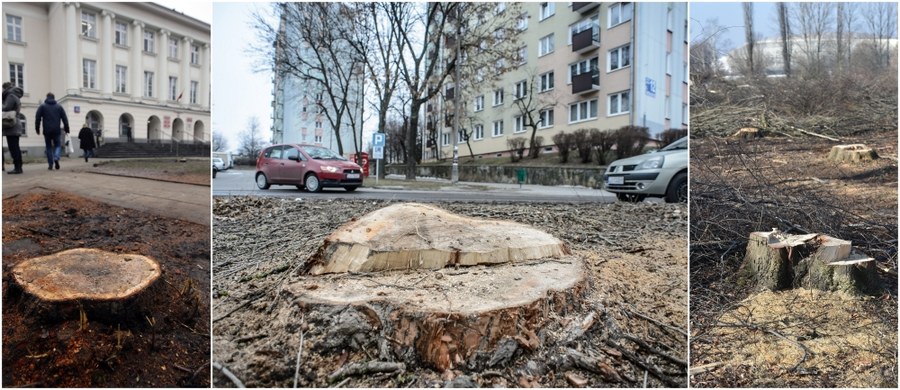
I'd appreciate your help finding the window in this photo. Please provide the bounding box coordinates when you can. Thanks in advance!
[493,88,504,106]
[441,132,450,146]
[190,81,199,104]
[540,71,554,92]
[539,2,555,21]
[474,95,484,112]
[115,65,127,93]
[569,57,599,83]
[82,59,96,89]
[539,109,554,128]
[457,129,466,143]
[608,44,631,71]
[517,13,528,30]
[683,62,688,80]
[539,34,554,57]
[517,46,527,65]
[682,103,688,125]
[191,44,200,65]
[8,63,23,88]
[494,58,506,75]
[81,11,96,38]
[474,124,484,140]
[496,2,506,14]
[569,99,598,123]
[515,80,528,99]
[315,121,322,128]
[569,15,599,44]
[492,120,504,137]
[608,2,633,28]
[6,15,23,42]
[169,76,178,100]
[494,28,505,41]
[608,90,631,115]
[114,22,128,45]
[514,115,526,133]
[143,71,154,97]
[168,37,179,58]
[665,96,671,119]
[666,53,672,75]
[314,135,323,143]
[143,30,155,53]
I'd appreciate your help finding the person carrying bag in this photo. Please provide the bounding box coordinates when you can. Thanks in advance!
[2,82,25,174]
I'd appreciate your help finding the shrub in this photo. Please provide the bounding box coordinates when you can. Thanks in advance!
[590,129,615,165]
[659,129,688,147]
[552,132,573,163]
[528,136,544,159]
[614,126,650,159]
[572,129,592,163]
[506,137,527,162]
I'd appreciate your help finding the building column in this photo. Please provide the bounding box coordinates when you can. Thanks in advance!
[158,29,169,101]
[131,20,144,100]
[101,10,115,96]
[65,2,79,94]
[202,43,210,107]
[181,36,192,106]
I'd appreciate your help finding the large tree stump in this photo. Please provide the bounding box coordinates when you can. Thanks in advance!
[828,144,878,163]
[308,203,570,275]
[739,231,877,294]
[288,203,589,372]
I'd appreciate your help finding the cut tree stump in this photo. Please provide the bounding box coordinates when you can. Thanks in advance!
[286,203,589,372]
[828,144,878,163]
[307,203,570,275]
[739,230,877,294]
[12,248,161,302]
[732,127,763,140]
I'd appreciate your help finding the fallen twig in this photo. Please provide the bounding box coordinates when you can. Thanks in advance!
[213,362,245,388]
[293,331,305,388]
[606,339,682,388]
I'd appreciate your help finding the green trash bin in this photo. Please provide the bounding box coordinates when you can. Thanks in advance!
[516,168,526,188]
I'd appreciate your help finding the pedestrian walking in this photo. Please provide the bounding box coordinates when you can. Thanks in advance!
[78,123,96,162]
[2,82,25,174]
[34,92,69,170]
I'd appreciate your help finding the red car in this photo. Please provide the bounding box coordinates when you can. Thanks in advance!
[255,144,363,192]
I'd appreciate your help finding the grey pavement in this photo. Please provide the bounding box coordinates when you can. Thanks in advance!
[2,158,210,226]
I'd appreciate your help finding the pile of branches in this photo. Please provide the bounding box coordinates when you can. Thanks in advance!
[691,73,898,138]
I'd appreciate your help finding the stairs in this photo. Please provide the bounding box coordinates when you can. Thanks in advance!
[96,142,210,159]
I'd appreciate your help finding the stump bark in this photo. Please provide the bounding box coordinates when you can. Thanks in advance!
[739,231,877,294]
[828,144,878,163]
[732,127,763,139]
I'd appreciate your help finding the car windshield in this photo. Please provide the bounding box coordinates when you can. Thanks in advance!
[301,145,346,160]
[661,137,687,151]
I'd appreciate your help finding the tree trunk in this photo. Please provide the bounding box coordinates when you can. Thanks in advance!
[828,144,879,163]
[739,231,878,294]
[406,100,422,180]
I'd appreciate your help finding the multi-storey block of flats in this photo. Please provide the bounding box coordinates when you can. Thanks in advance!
[426,2,688,161]
[3,2,210,157]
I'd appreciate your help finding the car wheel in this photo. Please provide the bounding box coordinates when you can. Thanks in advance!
[345,186,358,192]
[212,168,217,179]
[665,172,688,203]
[255,172,271,190]
[295,184,305,191]
[305,173,321,193]
[616,193,646,202]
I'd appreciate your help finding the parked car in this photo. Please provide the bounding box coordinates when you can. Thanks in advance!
[213,157,225,171]
[255,144,363,192]
[212,159,220,179]
[603,136,687,203]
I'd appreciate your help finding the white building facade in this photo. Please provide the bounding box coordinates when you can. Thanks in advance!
[3,2,210,155]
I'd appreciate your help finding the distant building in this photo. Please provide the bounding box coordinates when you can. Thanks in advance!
[426,2,688,161]
[2,2,211,156]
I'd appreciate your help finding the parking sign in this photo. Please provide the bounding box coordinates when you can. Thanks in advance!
[373,145,384,159]
[373,133,386,147]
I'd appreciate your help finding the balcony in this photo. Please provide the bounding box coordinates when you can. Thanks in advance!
[572,2,600,13]
[572,28,600,54]
[444,114,454,127]
[572,72,600,95]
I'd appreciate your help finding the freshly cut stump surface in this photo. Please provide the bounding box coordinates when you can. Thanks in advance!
[828,144,878,163]
[11,248,161,302]
[308,203,570,275]
[291,203,588,372]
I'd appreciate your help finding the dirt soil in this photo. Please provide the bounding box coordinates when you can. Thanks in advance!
[212,197,687,387]
[2,191,211,387]
[75,159,211,186]
[689,132,898,387]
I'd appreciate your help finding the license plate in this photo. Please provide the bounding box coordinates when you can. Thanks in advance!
[607,176,624,185]
[347,173,360,179]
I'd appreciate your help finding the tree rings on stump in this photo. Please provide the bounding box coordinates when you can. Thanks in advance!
[828,144,878,163]
[12,248,161,302]
[308,203,570,275]
[739,230,877,294]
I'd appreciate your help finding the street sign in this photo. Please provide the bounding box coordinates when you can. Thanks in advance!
[373,133,386,147]
[373,145,384,159]
[645,77,656,98]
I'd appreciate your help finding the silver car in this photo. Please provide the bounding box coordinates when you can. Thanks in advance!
[603,136,687,203]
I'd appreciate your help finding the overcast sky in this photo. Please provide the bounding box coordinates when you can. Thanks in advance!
[153,1,212,24]
[690,2,779,51]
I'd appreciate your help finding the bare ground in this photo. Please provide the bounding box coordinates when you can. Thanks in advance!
[212,198,687,387]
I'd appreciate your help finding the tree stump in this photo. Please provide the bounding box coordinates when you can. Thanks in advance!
[739,231,877,294]
[828,144,878,163]
[732,127,763,140]
[288,203,588,372]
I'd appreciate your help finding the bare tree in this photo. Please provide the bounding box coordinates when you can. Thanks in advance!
[862,2,897,70]
[510,67,560,159]
[690,18,731,84]
[237,116,265,158]
[212,131,228,152]
[777,2,792,77]
[743,2,755,75]
[836,2,844,74]
[793,3,834,76]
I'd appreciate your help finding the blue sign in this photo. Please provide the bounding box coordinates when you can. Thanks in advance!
[645,77,656,98]
[373,133,386,147]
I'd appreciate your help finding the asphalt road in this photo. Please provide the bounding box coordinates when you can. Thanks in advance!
[212,168,621,203]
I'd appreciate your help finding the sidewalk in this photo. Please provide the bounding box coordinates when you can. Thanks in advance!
[375,174,616,200]
[2,158,210,226]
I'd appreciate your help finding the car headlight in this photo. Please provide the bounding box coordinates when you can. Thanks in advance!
[322,166,340,173]
[637,156,664,170]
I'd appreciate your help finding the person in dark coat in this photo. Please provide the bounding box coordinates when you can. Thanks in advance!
[34,92,69,170]
[2,82,25,174]
[78,124,96,162]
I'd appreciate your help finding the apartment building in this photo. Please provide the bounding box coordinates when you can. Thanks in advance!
[2,2,210,156]
[427,2,688,160]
